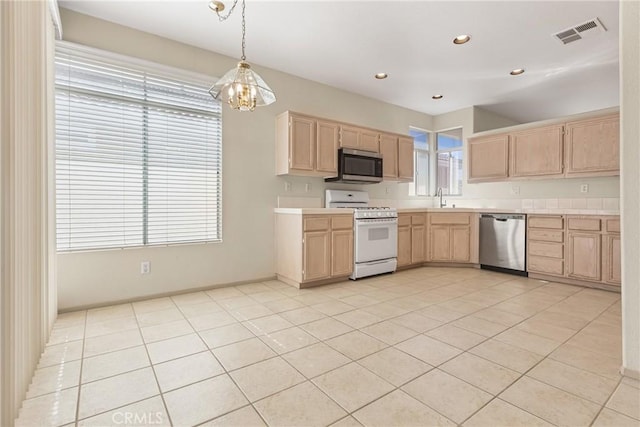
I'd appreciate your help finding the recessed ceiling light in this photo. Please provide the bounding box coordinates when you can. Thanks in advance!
[432,95,443,100]
[453,35,471,45]
[374,73,388,79]
[510,68,525,75]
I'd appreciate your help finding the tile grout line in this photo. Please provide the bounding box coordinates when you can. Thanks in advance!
[72,310,88,425]
[457,295,622,426]
[588,375,625,427]
[130,302,175,427]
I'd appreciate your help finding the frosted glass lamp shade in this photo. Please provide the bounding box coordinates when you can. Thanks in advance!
[209,61,276,111]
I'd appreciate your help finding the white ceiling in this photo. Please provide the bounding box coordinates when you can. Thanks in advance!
[59,0,620,123]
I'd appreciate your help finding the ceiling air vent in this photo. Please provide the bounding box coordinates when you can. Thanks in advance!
[554,17,607,45]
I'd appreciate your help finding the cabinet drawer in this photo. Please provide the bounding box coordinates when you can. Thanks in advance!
[528,255,564,276]
[429,213,471,225]
[568,217,601,231]
[528,229,564,243]
[529,241,564,259]
[529,216,564,230]
[303,217,331,231]
[411,215,426,225]
[331,216,353,230]
[605,218,620,233]
[398,215,412,227]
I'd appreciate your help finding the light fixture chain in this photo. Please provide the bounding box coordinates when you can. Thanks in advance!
[241,0,246,60]
[214,0,239,21]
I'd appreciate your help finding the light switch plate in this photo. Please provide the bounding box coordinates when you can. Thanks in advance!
[580,184,589,193]
[284,182,292,192]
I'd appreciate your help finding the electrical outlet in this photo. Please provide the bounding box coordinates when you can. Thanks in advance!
[141,261,150,274]
[385,186,391,194]
[284,182,292,192]
[511,185,520,195]
[305,183,311,192]
[580,184,589,193]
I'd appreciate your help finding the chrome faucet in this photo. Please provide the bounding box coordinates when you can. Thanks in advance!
[436,187,447,208]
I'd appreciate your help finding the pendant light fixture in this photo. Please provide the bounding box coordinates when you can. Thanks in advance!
[208,0,276,111]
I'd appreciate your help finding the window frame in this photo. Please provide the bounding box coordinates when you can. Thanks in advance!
[54,41,224,253]
[435,127,464,197]
[409,127,432,197]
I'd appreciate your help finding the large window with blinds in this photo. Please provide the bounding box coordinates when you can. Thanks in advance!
[55,43,222,251]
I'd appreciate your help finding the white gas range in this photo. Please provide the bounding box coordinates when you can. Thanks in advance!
[325,190,398,279]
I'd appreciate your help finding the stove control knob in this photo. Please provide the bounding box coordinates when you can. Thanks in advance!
[377,212,382,217]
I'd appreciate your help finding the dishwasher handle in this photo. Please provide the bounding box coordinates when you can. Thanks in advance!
[481,213,526,221]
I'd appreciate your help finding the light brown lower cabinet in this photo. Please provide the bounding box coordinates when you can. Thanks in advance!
[527,215,620,290]
[566,232,601,281]
[303,231,331,281]
[397,213,426,267]
[276,213,353,288]
[397,225,412,267]
[427,213,478,263]
[603,234,621,285]
[331,229,354,277]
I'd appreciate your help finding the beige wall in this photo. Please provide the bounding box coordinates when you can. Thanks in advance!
[57,9,434,309]
[473,106,521,133]
[620,0,640,377]
[1,1,57,424]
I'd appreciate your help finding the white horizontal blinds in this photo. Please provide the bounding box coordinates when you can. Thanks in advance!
[55,43,222,251]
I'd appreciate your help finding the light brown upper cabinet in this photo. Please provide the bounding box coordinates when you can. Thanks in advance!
[398,136,414,182]
[468,134,509,182]
[466,110,619,183]
[565,114,620,177]
[339,125,380,152]
[279,113,315,173]
[276,112,319,176]
[316,120,339,174]
[510,124,564,178]
[379,134,399,178]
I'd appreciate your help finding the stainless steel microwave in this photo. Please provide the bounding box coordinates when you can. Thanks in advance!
[325,148,383,184]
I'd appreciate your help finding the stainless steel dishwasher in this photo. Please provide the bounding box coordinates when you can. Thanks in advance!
[479,214,527,275]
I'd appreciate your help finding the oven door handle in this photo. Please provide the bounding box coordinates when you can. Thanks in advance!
[356,221,398,227]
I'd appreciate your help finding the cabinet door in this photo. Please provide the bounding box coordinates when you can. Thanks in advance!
[411,225,426,264]
[510,125,564,177]
[603,234,621,286]
[360,130,380,152]
[379,134,398,178]
[566,232,601,281]
[316,120,339,173]
[289,115,315,171]
[340,125,360,149]
[429,226,451,261]
[397,226,412,267]
[303,231,331,281]
[331,229,353,277]
[451,226,471,262]
[398,136,414,181]
[468,134,509,181]
[565,114,619,176]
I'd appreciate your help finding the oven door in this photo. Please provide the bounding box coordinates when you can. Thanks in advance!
[354,218,398,263]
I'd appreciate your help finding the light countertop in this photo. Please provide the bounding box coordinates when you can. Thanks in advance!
[274,207,620,216]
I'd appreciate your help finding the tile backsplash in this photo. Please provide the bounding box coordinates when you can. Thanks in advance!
[277,195,620,213]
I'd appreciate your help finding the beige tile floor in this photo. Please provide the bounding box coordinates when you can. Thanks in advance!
[15,267,640,427]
